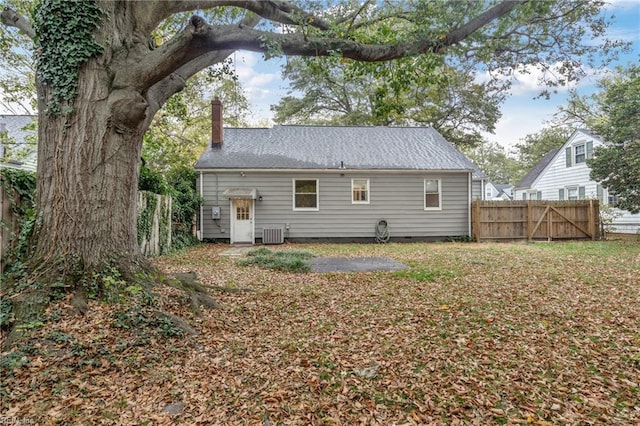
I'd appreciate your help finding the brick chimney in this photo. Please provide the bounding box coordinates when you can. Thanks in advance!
[211,97,223,148]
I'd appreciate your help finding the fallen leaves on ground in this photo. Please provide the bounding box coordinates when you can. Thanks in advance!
[2,241,639,425]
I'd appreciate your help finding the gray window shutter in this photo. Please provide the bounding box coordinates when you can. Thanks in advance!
[559,188,565,200]
[578,186,586,199]
[586,141,593,160]
[522,193,526,200]
[596,184,603,202]
[537,191,542,200]
[565,147,572,167]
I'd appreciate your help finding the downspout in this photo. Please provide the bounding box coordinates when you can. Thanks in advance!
[468,172,472,237]
[199,171,204,241]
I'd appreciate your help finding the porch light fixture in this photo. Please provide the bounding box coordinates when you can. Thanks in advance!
[258,195,263,201]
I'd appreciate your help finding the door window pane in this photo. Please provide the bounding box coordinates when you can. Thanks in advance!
[236,199,250,220]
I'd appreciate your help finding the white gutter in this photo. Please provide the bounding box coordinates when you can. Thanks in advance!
[194,168,474,174]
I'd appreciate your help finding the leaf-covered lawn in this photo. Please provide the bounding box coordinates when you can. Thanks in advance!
[2,241,639,425]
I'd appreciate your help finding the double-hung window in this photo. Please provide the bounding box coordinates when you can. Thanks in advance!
[293,179,319,211]
[424,179,441,210]
[352,179,369,204]
[528,190,542,200]
[574,144,586,164]
[566,186,578,201]
[566,141,593,167]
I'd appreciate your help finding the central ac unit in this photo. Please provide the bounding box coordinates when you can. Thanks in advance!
[263,227,284,244]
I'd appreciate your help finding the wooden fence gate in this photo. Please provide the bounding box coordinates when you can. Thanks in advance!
[472,200,600,242]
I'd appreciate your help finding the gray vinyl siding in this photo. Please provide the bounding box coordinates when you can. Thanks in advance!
[199,171,470,240]
[472,179,483,200]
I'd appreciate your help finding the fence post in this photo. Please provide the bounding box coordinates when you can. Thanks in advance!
[588,200,595,240]
[526,202,532,240]
[473,201,481,242]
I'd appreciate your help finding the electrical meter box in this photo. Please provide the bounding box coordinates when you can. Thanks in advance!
[211,206,221,220]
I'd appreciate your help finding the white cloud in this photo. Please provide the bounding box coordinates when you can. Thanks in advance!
[477,62,604,97]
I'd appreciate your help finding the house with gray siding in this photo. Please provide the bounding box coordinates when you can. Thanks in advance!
[194,100,486,244]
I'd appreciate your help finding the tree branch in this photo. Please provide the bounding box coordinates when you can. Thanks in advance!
[442,0,524,48]
[143,13,261,130]
[119,0,523,93]
[1,6,35,39]
[166,0,332,30]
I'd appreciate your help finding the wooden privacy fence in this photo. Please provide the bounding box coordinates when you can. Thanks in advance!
[472,200,600,242]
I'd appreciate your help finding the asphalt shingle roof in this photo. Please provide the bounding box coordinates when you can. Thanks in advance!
[515,148,560,190]
[0,115,36,147]
[195,125,485,178]
[0,115,37,171]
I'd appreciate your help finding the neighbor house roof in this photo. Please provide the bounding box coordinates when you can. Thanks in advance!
[0,115,36,147]
[0,115,37,171]
[195,125,486,178]
[514,148,560,190]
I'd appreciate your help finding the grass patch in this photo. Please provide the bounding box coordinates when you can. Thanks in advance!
[393,267,455,282]
[237,247,313,273]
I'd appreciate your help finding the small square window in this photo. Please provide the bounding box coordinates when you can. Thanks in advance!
[352,179,369,204]
[424,179,441,210]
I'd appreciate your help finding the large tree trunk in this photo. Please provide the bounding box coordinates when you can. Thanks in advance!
[33,78,146,274]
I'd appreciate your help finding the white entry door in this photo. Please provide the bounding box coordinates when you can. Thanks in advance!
[231,198,253,243]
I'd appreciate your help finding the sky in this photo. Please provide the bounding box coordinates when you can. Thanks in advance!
[228,1,640,152]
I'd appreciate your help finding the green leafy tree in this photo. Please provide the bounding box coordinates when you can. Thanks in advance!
[464,141,521,184]
[0,0,628,333]
[580,66,640,213]
[514,126,572,171]
[272,57,504,148]
[166,165,203,249]
[143,72,250,173]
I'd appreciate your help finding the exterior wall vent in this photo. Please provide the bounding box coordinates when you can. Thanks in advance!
[263,228,284,245]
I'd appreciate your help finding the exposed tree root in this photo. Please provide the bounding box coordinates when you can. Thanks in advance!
[2,262,220,350]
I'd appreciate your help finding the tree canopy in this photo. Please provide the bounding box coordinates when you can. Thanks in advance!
[579,65,640,213]
[271,57,504,148]
[514,126,573,172]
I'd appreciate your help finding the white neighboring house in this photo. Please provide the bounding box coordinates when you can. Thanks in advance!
[514,129,639,234]
[485,182,513,200]
[0,115,37,171]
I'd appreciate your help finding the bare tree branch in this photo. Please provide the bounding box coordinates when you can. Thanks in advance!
[1,6,35,39]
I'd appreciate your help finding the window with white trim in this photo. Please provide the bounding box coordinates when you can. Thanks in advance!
[527,190,542,200]
[293,179,318,210]
[567,141,593,167]
[485,186,492,199]
[424,179,441,210]
[608,189,619,207]
[351,179,369,204]
[574,144,586,164]
[566,186,578,201]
